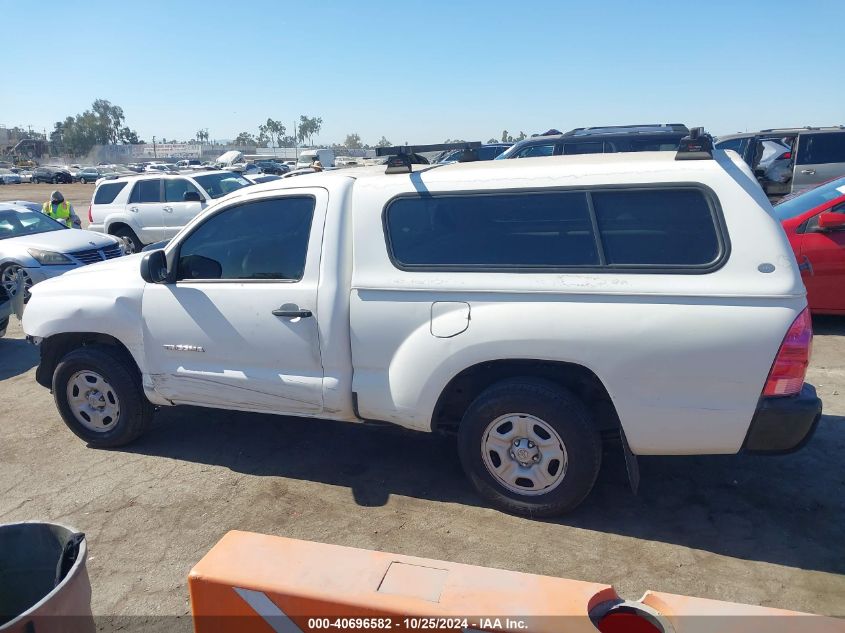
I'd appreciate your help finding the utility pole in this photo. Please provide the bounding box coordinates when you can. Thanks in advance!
[152,136,157,159]
[293,119,298,160]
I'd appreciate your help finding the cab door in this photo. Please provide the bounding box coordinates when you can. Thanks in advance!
[798,201,845,313]
[163,177,205,238]
[141,189,327,415]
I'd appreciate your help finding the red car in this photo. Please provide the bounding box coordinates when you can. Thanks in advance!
[775,176,845,314]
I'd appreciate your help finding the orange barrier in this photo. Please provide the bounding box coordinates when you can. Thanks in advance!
[189,531,844,633]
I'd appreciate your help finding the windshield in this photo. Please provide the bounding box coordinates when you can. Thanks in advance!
[0,209,66,239]
[193,172,251,198]
[773,176,845,221]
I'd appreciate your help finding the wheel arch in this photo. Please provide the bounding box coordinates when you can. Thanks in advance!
[431,359,621,437]
[36,332,141,390]
[105,218,138,237]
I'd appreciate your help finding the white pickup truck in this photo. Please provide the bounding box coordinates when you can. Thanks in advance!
[22,140,822,515]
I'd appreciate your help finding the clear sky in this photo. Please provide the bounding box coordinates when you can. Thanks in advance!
[4,0,844,145]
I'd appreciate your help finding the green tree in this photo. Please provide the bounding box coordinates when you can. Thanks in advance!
[119,127,141,144]
[259,118,286,148]
[196,129,209,144]
[344,133,362,149]
[375,136,392,148]
[297,115,323,146]
[487,138,498,144]
[50,99,141,156]
[91,99,125,145]
[515,131,527,141]
[234,131,257,145]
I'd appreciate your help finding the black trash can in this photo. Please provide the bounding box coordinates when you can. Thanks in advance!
[0,522,94,633]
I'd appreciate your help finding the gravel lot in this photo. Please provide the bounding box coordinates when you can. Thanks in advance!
[3,182,96,225]
[1,184,843,618]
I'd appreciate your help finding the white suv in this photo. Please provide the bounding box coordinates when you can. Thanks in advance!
[87,171,252,252]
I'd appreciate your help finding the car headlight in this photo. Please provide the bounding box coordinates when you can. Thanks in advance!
[27,248,72,265]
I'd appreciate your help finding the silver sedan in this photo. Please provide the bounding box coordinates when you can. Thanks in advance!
[0,203,126,299]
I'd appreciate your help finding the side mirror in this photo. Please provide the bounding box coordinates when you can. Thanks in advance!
[183,190,203,202]
[818,211,845,231]
[140,249,168,284]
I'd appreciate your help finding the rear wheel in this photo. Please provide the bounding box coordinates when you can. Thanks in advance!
[112,226,142,254]
[458,378,602,517]
[52,345,154,447]
[79,177,86,184]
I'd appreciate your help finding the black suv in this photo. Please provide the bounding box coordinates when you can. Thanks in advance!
[254,160,289,175]
[32,165,73,184]
[496,124,689,160]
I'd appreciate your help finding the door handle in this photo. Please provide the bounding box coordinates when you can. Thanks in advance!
[130,206,139,213]
[163,206,173,213]
[272,306,312,318]
[800,169,816,175]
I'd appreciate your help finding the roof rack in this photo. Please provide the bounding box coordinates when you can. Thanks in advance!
[376,142,482,174]
[759,125,845,133]
[564,124,689,137]
[675,127,713,160]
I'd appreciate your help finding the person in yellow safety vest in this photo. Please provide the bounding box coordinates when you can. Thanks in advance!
[42,191,81,228]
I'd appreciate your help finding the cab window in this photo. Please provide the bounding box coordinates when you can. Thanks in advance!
[176,197,315,281]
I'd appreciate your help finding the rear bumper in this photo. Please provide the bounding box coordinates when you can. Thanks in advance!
[743,384,822,454]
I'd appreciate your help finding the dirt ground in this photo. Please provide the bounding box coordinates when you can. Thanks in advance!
[2,182,95,224]
[0,184,843,619]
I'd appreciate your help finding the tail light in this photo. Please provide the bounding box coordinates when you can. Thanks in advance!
[778,151,792,160]
[87,204,93,223]
[763,308,812,397]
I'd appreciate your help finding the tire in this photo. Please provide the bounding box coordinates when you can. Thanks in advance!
[112,226,142,254]
[458,378,602,517]
[0,262,32,301]
[52,176,59,184]
[79,177,86,184]
[52,345,154,447]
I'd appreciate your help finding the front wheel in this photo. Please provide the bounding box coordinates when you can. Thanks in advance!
[458,378,602,517]
[0,263,32,301]
[112,226,142,254]
[53,345,154,447]
[79,177,86,184]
